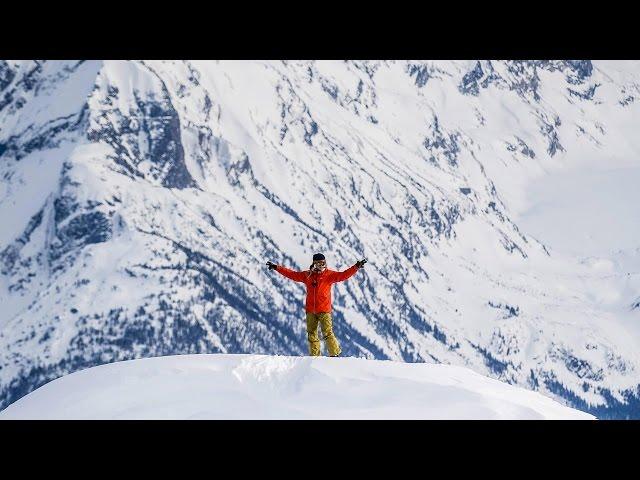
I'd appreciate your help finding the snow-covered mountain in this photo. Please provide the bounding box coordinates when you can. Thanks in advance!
[1,60,639,418]
[0,354,594,419]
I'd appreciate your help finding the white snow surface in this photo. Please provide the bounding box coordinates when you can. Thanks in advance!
[0,354,594,419]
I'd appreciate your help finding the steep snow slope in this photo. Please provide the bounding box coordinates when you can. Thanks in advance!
[0,354,594,419]
[516,162,640,256]
[1,60,639,418]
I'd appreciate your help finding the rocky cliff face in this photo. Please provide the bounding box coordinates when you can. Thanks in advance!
[1,60,639,417]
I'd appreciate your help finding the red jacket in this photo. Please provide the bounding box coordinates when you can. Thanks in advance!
[275,264,359,313]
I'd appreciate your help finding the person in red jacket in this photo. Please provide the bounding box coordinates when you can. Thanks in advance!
[267,253,367,357]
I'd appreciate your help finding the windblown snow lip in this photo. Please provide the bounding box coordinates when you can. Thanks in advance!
[0,354,594,419]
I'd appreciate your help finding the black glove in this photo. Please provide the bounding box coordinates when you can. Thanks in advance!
[266,261,277,270]
[356,258,367,269]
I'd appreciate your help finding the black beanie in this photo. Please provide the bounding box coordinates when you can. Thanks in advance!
[312,253,325,261]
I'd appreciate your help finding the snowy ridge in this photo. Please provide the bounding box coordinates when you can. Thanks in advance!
[1,60,640,417]
[0,354,594,419]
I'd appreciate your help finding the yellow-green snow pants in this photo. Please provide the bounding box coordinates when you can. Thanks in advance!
[305,312,341,357]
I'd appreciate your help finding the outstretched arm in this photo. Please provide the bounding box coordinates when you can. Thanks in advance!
[272,264,308,283]
[329,264,360,283]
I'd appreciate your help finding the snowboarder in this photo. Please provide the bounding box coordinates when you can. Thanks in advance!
[266,253,367,357]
